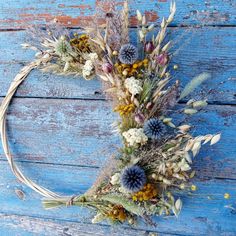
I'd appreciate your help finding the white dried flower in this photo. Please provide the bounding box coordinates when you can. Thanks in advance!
[124,77,143,95]
[122,128,148,146]
[82,60,94,79]
[89,53,98,61]
[110,173,120,185]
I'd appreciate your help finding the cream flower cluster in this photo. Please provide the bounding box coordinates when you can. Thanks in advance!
[110,173,121,185]
[82,53,98,80]
[82,60,94,79]
[122,128,148,146]
[89,53,98,60]
[124,77,143,95]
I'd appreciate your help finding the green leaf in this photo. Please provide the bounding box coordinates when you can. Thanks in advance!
[162,143,176,151]
[101,194,144,216]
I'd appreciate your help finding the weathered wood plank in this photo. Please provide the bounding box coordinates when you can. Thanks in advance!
[0,214,164,236]
[0,161,235,235]
[0,28,236,103]
[1,97,235,179]
[0,0,236,29]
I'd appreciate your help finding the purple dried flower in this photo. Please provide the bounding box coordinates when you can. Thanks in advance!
[145,41,155,54]
[118,44,138,65]
[134,112,145,124]
[155,53,169,66]
[121,165,146,192]
[102,63,113,73]
[146,102,153,110]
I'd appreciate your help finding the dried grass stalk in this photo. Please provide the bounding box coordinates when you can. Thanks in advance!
[0,58,66,200]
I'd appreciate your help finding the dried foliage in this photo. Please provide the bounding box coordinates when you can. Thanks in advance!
[0,1,221,227]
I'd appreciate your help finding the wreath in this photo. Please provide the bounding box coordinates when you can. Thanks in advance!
[0,1,221,226]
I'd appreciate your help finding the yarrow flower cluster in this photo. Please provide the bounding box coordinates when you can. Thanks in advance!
[89,53,98,61]
[82,60,94,79]
[124,77,143,95]
[110,173,121,185]
[122,128,148,146]
[82,53,98,79]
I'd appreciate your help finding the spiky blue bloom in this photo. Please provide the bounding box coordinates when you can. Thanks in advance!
[144,118,166,140]
[121,165,146,192]
[118,44,138,65]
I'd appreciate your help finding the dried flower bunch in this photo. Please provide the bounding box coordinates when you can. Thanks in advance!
[0,1,221,227]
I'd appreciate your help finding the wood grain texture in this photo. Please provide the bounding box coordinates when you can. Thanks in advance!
[1,97,235,178]
[0,214,164,236]
[0,161,235,235]
[0,0,236,29]
[0,28,236,103]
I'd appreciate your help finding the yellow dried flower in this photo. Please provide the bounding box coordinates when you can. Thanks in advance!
[122,70,128,76]
[191,185,197,191]
[113,50,118,56]
[173,64,179,70]
[107,205,126,222]
[114,104,135,116]
[70,34,90,52]
[224,193,230,199]
[132,183,158,202]
[114,60,149,77]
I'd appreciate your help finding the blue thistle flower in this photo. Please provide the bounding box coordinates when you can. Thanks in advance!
[121,165,146,192]
[118,44,138,65]
[144,118,166,140]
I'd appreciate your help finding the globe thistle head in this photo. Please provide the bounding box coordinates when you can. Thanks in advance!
[118,44,138,65]
[121,165,146,192]
[143,118,166,140]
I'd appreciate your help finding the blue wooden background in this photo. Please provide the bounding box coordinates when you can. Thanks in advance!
[0,0,236,235]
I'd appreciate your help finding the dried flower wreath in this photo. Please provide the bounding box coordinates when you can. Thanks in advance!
[0,1,221,226]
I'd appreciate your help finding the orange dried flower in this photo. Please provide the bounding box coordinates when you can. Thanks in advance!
[114,104,135,116]
[70,34,90,52]
[114,60,149,77]
[107,205,126,222]
[132,183,158,202]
